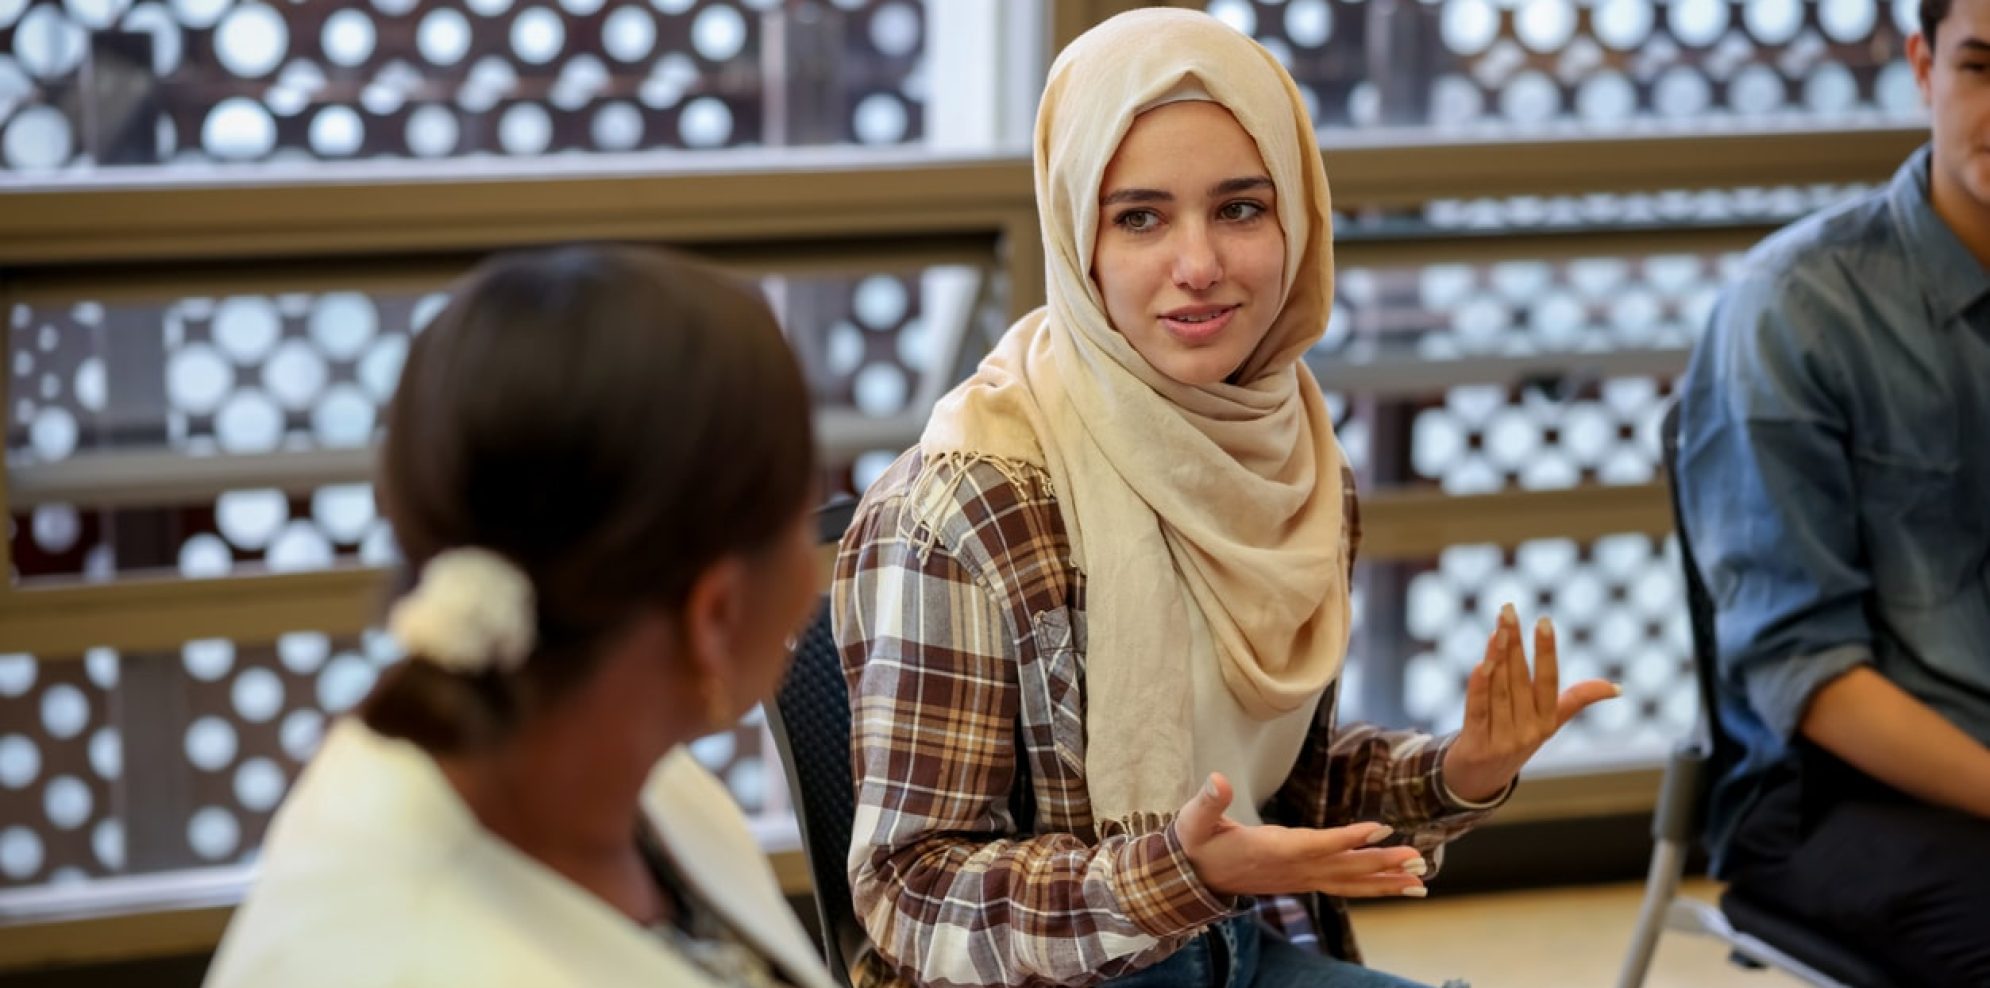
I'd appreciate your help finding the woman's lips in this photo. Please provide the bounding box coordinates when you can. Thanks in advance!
[1159,305,1238,344]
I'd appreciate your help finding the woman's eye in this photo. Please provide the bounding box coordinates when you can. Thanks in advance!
[1115,209,1160,233]
[1220,201,1266,222]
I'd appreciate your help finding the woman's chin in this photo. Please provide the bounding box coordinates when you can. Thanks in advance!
[1151,351,1246,388]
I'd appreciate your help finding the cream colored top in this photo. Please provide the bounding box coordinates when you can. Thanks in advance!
[1187,604,1324,826]
[203,720,836,988]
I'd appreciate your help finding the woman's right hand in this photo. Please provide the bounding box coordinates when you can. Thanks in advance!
[1173,773,1428,899]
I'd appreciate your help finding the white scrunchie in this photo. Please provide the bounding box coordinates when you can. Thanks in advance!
[387,548,537,675]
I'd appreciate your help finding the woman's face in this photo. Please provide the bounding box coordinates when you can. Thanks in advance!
[1090,100,1287,388]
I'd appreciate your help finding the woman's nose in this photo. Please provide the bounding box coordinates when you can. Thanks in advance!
[1171,226,1222,290]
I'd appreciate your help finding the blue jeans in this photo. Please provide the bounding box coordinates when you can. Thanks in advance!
[1104,914,1464,988]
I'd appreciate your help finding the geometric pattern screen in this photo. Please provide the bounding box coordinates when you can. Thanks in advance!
[2,0,925,170]
[0,634,778,889]
[6,269,931,583]
[3,0,1908,899]
[1210,0,1922,130]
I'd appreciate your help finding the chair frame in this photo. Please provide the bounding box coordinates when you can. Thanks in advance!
[1616,402,1881,988]
[766,497,864,987]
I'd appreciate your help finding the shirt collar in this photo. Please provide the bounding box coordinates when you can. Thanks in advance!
[1888,144,1990,324]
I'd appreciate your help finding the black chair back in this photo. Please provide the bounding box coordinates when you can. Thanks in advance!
[764,491,1039,983]
[766,499,863,986]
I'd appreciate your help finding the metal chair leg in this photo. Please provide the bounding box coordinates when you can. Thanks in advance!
[1615,838,1688,988]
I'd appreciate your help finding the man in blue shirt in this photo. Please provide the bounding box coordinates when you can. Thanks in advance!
[1676,0,1990,983]
[1679,0,1990,980]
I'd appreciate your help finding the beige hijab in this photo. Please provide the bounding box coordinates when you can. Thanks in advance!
[920,9,1350,828]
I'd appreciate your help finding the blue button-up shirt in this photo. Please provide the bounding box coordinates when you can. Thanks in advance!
[1677,145,1990,870]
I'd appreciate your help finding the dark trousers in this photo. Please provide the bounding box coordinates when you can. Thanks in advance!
[1726,747,1990,988]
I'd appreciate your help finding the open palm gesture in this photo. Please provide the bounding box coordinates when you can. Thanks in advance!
[1442,604,1621,803]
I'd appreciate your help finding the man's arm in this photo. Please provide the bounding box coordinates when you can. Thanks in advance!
[1801,667,1990,819]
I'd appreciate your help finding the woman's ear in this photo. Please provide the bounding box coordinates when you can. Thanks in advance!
[679,555,750,693]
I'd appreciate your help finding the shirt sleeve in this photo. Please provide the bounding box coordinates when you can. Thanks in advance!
[1676,267,1873,743]
[833,476,1233,988]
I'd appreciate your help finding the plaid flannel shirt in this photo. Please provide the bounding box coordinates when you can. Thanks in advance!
[831,451,1507,988]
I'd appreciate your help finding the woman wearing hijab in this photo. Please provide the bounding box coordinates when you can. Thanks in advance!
[832,10,1618,988]
[204,246,838,988]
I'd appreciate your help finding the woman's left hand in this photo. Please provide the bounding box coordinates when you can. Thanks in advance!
[1441,603,1621,804]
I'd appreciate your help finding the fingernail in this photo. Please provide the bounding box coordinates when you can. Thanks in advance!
[1535,616,1552,636]
[1500,602,1518,625]
[1201,775,1217,799]
[1611,683,1624,697]
[1399,856,1429,877]
[1401,886,1429,898]
[1364,824,1394,845]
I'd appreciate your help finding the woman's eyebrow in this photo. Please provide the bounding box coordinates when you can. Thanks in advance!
[1210,176,1273,196]
[1100,176,1272,206]
[1101,187,1171,206]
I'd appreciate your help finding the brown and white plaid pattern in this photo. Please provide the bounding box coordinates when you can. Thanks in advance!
[831,451,1506,988]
